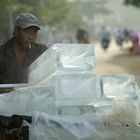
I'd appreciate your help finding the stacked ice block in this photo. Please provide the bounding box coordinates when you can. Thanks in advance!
[28,43,95,84]
[28,43,140,140]
[29,43,100,114]
[28,44,140,111]
[1,43,140,140]
[28,44,140,107]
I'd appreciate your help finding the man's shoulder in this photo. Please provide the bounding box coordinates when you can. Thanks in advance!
[0,41,7,53]
[0,41,8,59]
[29,43,47,62]
[31,43,48,57]
[33,43,48,51]
[0,38,14,51]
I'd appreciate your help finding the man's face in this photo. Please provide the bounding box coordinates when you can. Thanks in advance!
[15,26,38,48]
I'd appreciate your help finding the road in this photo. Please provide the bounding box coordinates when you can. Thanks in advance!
[93,40,140,87]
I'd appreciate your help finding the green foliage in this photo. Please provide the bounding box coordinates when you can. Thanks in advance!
[124,0,140,8]
[0,0,113,41]
[0,0,33,33]
[0,0,83,34]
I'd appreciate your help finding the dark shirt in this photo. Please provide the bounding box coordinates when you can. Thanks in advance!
[0,37,47,84]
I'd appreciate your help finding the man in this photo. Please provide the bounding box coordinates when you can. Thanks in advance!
[129,31,140,55]
[76,28,89,44]
[99,26,110,51]
[0,13,47,84]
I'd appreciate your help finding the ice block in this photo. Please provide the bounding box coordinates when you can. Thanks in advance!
[29,43,94,84]
[99,74,140,100]
[41,73,101,107]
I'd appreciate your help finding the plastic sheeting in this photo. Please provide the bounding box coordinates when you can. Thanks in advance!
[30,99,140,140]
[57,105,96,116]
[102,99,140,140]
[0,86,55,116]
[30,112,107,140]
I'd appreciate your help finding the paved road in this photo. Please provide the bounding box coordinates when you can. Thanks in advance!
[93,41,140,86]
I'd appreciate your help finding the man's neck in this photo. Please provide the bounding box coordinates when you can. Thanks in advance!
[13,40,28,53]
[13,40,28,65]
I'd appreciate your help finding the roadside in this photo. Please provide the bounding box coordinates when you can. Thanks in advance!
[94,40,140,86]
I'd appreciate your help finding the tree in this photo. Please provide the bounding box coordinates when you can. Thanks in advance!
[0,0,78,41]
[124,0,140,8]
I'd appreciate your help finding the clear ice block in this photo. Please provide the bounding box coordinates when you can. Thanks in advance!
[44,73,101,106]
[99,74,140,100]
[29,43,94,83]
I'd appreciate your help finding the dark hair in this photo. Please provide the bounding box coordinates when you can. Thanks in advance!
[13,26,22,36]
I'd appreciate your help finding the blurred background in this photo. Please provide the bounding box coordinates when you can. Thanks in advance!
[0,0,140,85]
[0,0,139,45]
